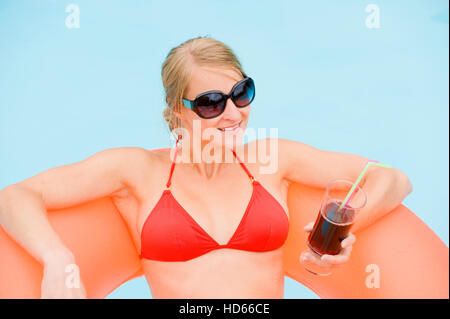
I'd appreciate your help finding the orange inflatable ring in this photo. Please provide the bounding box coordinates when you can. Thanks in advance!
[0,148,448,298]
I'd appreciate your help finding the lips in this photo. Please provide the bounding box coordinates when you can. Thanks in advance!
[217,121,241,132]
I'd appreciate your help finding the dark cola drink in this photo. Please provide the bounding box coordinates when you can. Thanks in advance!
[307,200,355,255]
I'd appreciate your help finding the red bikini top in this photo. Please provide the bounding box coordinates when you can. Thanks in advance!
[140,143,289,262]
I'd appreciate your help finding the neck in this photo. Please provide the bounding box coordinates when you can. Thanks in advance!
[175,138,240,181]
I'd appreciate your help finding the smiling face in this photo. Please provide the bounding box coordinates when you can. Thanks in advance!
[174,66,251,149]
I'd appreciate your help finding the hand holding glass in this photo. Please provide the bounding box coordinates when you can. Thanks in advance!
[300,179,367,276]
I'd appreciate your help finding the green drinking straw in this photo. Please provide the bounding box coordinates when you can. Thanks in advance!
[338,160,392,211]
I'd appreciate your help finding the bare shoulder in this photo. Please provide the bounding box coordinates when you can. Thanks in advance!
[98,146,154,159]
[243,137,284,163]
[243,137,312,180]
[96,146,157,171]
[243,137,280,153]
[240,138,283,179]
[258,137,315,164]
[95,146,160,191]
[244,137,300,151]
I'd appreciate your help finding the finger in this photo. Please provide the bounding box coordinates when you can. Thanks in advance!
[303,222,315,232]
[341,233,356,248]
[321,254,348,265]
[321,248,352,265]
[302,252,333,268]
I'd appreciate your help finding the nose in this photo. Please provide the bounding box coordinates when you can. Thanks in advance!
[221,98,242,121]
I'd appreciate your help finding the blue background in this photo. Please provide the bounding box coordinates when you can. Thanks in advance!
[0,0,448,298]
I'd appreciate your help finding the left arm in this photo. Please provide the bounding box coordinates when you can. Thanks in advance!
[276,138,413,232]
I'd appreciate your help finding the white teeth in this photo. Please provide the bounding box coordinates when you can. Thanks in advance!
[219,123,240,131]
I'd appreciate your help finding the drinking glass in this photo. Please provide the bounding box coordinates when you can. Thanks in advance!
[300,179,367,276]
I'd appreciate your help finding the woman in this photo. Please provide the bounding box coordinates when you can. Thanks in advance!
[0,37,412,299]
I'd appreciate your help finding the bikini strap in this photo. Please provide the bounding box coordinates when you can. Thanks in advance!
[166,139,255,189]
[231,149,255,183]
[165,135,182,190]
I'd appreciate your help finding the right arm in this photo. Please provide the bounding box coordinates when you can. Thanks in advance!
[0,147,152,297]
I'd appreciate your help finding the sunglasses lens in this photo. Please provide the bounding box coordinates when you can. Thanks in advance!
[232,78,255,107]
[195,93,226,118]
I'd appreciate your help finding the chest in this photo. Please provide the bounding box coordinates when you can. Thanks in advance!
[142,172,288,251]
[114,164,290,254]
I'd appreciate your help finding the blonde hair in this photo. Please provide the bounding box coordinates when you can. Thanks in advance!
[161,36,247,133]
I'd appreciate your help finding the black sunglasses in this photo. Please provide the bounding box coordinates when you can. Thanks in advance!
[182,77,255,119]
